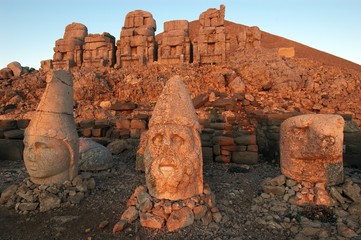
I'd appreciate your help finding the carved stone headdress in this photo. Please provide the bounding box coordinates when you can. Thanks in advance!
[149,75,201,132]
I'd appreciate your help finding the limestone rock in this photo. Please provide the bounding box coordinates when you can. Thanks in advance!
[83,32,116,68]
[144,76,203,200]
[79,138,113,171]
[194,5,229,64]
[7,61,23,77]
[140,212,165,229]
[0,184,18,204]
[39,192,61,212]
[228,77,246,94]
[166,207,194,231]
[0,67,14,79]
[120,206,139,223]
[158,20,191,64]
[280,114,344,185]
[53,22,88,69]
[116,10,156,67]
[107,139,129,155]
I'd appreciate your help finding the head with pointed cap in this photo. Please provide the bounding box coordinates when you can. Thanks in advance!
[144,76,203,200]
[23,70,79,185]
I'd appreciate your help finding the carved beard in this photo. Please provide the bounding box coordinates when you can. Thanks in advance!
[150,146,185,195]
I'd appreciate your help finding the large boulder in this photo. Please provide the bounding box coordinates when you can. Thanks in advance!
[0,68,14,79]
[79,138,113,171]
[7,61,23,77]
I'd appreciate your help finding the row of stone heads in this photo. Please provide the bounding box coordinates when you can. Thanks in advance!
[42,4,262,70]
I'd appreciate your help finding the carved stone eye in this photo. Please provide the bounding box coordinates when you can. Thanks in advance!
[171,134,184,146]
[152,134,163,146]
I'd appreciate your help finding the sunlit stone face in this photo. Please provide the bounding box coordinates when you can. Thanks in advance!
[280,114,344,186]
[24,135,71,184]
[145,124,203,200]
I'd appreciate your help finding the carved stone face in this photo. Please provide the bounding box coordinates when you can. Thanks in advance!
[145,124,202,200]
[280,114,344,186]
[24,135,71,183]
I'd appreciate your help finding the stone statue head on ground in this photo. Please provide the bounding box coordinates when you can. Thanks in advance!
[24,70,79,185]
[280,114,344,186]
[144,76,203,200]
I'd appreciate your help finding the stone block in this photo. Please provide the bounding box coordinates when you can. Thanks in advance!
[79,119,95,128]
[130,128,141,139]
[212,136,234,146]
[215,155,231,163]
[131,119,146,129]
[247,145,259,152]
[192,94,209,109]
[115,119,131,129]
[111,101,137,111]
[235,135,257,145]
[164,20,189,32]
[278,47,295,58]
[232,151,258,165]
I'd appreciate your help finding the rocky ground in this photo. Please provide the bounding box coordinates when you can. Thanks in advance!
[1,152,361,240]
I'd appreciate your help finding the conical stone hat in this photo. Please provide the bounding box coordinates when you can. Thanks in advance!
[25,70,78,142]
[149,75,200,132]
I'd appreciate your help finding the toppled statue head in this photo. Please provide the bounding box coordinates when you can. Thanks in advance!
[144,76,203,200]
[24,70,79,185]
[280,114,344,186]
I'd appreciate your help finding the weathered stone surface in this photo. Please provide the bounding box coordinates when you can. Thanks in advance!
[235,135,257,145]
[228,77,246,94]
[0,185,18,204]
[107,139,129,155]
[83,32,116,68]
[135,131,147,171]
[280,114,344,186]
[112,220,128,234]
[144,76,203,200]
[39,192,61,212]
[120,206,139,223]
[0,67,14,79]
[278,47,295,58]
[194,5,229,64]
[139,212,165,229]
[314,182,331,206]
[193,205,208,220]
[23,70,79,185]
[192,94,209,109]
[158,20,191,64]
[7,61,23,77]
[116,10,156,67]
[270,175,286,186]
[166,207,194,231]
[262,185,285,195]
[79,138,113,171]
[53,22,88,69]
[237,26,261,50]
[232,151,258,165]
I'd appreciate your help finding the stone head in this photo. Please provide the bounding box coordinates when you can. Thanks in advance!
[280,114,344,185]
[24,70,79,185]
[144,76,203,200]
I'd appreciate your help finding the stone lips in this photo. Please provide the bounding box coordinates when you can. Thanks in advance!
[280,114,344,186]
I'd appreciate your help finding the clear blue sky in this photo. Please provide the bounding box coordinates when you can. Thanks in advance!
[1,0,360,69]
